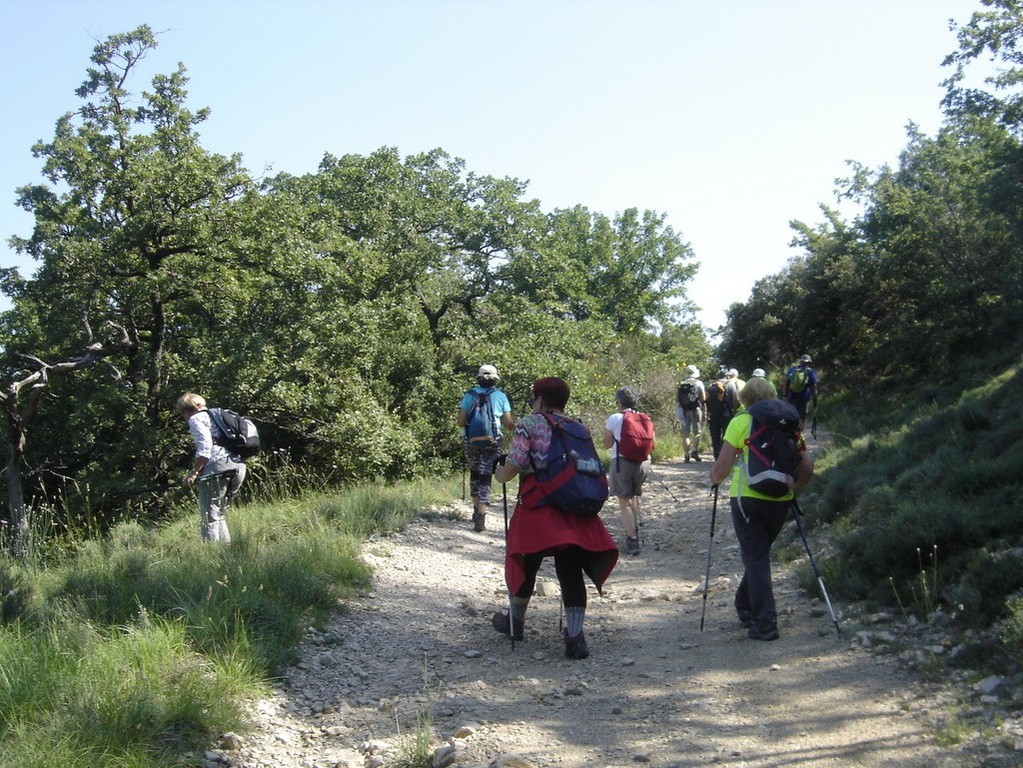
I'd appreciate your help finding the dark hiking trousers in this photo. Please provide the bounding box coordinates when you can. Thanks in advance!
[731,496,790,631]
[518,548,588,608]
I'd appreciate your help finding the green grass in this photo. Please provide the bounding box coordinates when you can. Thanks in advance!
[800,356,1023,636]
[0,475,455,768]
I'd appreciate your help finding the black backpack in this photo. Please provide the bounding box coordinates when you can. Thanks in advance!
[520,413,609,517]
[208,408,261,459]
[677,380,700,411]
[740,400,804,497]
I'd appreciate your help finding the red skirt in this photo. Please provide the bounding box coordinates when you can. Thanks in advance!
[504,491,619,596]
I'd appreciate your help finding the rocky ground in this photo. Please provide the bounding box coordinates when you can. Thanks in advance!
[199,450,1023,768]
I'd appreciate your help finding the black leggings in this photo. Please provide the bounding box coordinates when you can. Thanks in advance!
[516,547,588,608]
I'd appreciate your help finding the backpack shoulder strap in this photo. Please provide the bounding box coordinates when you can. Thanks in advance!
[207,407,229,441]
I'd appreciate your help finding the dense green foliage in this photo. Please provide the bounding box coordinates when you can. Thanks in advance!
[0,478,450,767]
[0,26,708,533]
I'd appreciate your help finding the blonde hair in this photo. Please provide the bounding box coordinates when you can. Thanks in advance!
[739,377,775,407]
[175,392,206,414]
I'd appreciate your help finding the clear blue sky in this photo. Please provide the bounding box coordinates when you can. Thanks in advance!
[0,0,982,331]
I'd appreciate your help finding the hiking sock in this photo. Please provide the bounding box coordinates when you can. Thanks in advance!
[510,596,530,625]
[564,606,585,638]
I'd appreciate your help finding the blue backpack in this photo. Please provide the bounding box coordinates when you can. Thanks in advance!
[521,413,609,517]
[464,389,498,441]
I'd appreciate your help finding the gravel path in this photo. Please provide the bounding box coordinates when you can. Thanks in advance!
[217,456,985,768]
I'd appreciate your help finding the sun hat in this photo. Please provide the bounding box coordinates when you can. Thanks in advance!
[685,365,700,377]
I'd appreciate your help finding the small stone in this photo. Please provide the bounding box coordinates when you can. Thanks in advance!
[622,657,636,666]
[464,649,482,658]
[219,732,243,751]
[433,744,458,768]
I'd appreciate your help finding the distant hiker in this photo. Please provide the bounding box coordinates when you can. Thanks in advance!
[781,354,819,429]
[457,364,515,532]
[175,392,248,543]
[674,365,706,463]
[492,377,619,659]
[751,367,777,395]
[603,386,656,555]
[709,377,814,641]
[705,371,731,460]
[724,368,745,415]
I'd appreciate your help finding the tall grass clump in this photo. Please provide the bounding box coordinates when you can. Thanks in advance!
[0,616,253,768]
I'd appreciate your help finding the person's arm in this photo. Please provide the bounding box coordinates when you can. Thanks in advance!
[602,428,615,450]
[494,460,519,484]
[457,408,468,428]
[501,411,515,431]
[794,453,815,492]
[710,442,738,486]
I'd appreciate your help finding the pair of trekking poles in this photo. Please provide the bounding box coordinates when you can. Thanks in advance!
[699,484,841,637]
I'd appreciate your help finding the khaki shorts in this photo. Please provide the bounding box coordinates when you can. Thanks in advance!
[609,455,651,498]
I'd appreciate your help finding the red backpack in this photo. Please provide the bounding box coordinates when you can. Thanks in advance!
[616,410,654,464]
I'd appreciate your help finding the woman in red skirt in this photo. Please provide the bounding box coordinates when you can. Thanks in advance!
[492,377,619,659]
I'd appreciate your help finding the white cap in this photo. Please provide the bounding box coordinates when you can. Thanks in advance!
[685,365,700,377]
[477,364,499,380]
[752,368,766,378]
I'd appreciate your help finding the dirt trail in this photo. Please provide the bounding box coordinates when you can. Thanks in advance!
[226,455,983,768]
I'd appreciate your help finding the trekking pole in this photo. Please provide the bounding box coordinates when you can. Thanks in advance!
[791,498,840,637]
[659,481,683,505]
[700,484,719,632]
[497,455,518,649]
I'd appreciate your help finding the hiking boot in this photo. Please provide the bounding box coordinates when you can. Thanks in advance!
[684,455,691,463]
[691,451,701,462]
[564,630,590,659]
[472,510,486,532]
[624,535,640,556]
[491,611,524,641]
[748,624,780,641]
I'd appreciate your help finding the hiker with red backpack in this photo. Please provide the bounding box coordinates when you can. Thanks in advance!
[602,386,656,555]
[491,377,619,659]
[457,364,515,532]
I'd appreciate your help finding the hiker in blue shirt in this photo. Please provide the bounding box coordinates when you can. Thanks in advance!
[781,354,819,429]
[457,364,515,532]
